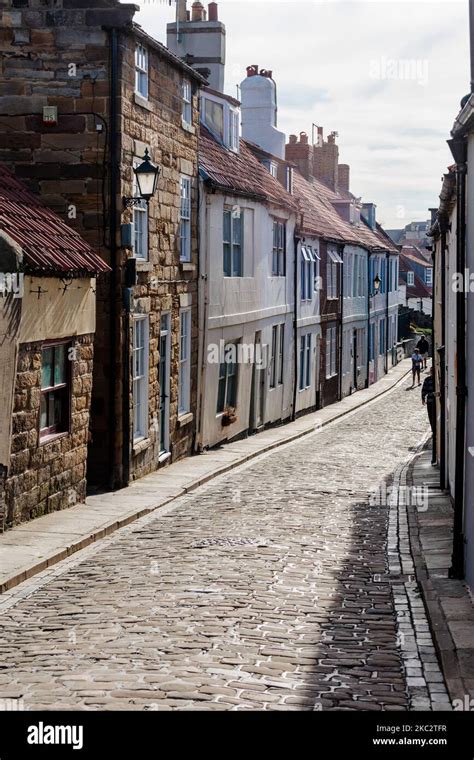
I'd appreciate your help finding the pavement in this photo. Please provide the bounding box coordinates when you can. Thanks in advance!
[0,362,453,711]
[407,446,474,708]
[0,359,412,595]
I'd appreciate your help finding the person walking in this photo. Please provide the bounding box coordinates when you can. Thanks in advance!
[410,349,423,388]
[422,367,437,465]
[416,335,430,369]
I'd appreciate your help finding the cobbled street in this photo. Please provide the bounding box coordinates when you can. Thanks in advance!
[0,377,449,711]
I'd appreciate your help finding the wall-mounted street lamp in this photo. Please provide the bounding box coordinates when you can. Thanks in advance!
[123,149,160,208]
[373,274,381,294]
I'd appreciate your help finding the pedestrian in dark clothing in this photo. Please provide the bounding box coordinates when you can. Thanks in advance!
[416,335,430,369]
[422,367,436,464]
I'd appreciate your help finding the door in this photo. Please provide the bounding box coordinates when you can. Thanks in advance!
[353,329,358,391]
[159,313,171,455]
[251,331,265,430]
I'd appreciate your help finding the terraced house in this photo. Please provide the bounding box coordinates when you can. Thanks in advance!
[0,0,205,489]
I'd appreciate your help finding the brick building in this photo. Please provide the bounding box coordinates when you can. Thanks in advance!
[0,165,109,529]
[0,0,205,489]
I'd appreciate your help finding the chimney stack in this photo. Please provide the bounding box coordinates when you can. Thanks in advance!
[167,1,226,91]
[313,129,339,191]
[338,164,350,193]
[240,66,286,158]
[285,132,314,180]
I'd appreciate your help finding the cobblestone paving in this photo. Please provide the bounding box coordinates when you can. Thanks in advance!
[0,378,451,711]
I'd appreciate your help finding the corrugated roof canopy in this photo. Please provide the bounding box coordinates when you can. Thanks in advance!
[0,165,110,277]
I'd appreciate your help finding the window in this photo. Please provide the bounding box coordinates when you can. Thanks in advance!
[217,344,238,412]
[135,45,148,99]
[407,271,415,286]
[133,316,149,441]
[178,310,191,414]
[325,325,337,378]
[229,109,239,151]
[40,342,70,439]
[301,246,312,301]
[426,268,433,286]
[272,220,286,276]
[180,175,191,262]
[133,159,148,260]
[182,80,192,126]
[203,97,224,140]
[299,333,312,390]
[327,248,342,299]
[223,207,243,276]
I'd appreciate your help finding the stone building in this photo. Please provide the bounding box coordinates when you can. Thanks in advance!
[0,0,205,489]
[0,164,109,529]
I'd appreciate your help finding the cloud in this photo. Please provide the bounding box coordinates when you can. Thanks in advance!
[130,0,468,227]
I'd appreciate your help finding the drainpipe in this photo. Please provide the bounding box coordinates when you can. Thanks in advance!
[109,28,120,490]
[366,251,371,388]
[291,233,300,421]
[439,222,448,490]
[338,245,345,401]
[450,158,467,579]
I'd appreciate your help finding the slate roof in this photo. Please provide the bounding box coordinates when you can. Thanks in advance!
[0,165,110,277]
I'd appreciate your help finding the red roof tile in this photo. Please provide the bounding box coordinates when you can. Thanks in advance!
[0,165,110,276]
[199,126,297,211]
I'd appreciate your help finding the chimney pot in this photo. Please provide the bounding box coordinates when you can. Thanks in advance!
[246,64,259,77]
[299,131,308,145]
[208,1,218,20]
[191,1,205,21]
[289,134,297,145]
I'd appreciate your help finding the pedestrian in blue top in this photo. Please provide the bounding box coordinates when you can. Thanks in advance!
[410,350,423,388]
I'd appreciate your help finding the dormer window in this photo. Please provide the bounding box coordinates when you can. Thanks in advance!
[407,271,414,286]
[262,159,277,178]
[201,93,240,152]
[203,97,224,140]
[135,45,148,99]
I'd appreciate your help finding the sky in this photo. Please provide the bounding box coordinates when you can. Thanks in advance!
[131,0,469,228]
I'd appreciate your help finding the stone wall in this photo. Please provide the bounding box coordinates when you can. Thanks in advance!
[4,334,93,527]
[0,0,201,489]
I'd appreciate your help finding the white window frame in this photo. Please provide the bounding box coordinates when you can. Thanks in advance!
[133,315,149,441]
[180,175,191,262]
[135,45,148,99]
[133,158,148,260]
[327,247,342,299]
[269,325,278,389]
[228,108,240,152]
[272,219,286,277]
[178,309,191,415]
[426,268,433,286]
[223,207,243,277]
[182,79,192,126]
[217,343,238,413]
[278,324,284,386]
[407,271,415,286]
[301,246,313,301]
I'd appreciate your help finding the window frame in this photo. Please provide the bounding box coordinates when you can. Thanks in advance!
[178,308,191,415]
[325,325,337,379]
[182,79,192,126]
[426,268,433,286]
[132,157,148,260]
[407,271,415,286]
[132,315,149,442]
[135,44,149,99]
[223,207,243,277]
[39,339,71,442]
[180,175,192,262]
[216,343,239,413]
[272,219,286,277]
